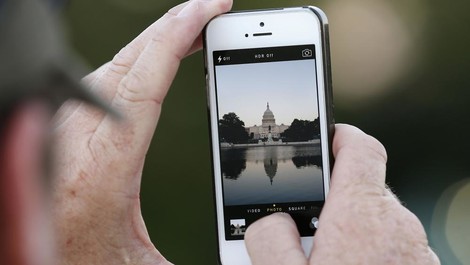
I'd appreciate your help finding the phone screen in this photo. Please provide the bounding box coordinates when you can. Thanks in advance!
[212,44,326,240]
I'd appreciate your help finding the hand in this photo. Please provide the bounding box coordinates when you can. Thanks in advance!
[51,0,232,264]
[245,124,440,265]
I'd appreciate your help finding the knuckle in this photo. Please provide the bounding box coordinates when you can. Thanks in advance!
[150,31,184,62]
[339,132,388,165]
[166,6,180,17]
[334,124,387,164]
[363,134,388,163]
[117,71,148,103]
[110,46,136,74]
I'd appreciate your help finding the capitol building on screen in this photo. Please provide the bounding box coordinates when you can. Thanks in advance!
[246,103,289,140]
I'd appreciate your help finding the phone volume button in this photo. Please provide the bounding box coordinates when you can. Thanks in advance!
[205,73,210,107]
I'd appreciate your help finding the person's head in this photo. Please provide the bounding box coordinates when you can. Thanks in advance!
[0,0,113,264]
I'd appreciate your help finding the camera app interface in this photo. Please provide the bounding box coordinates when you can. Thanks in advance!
[213,45,325,240]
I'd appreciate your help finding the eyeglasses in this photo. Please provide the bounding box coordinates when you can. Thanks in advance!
[0,0,117,134]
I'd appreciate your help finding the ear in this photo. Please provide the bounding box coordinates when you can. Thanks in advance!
[0,103,53,265]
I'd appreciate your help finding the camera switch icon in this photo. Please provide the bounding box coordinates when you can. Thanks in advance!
[302,49,313,58]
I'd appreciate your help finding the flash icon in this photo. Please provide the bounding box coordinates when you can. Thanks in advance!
[218,56,222,63]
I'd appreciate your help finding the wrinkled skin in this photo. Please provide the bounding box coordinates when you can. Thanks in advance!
[245,125,441,265]
[51,1,232,264]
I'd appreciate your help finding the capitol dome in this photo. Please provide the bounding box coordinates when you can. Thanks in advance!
[246,102,289,140]
[263,103,275,120]
[262,102,276,129]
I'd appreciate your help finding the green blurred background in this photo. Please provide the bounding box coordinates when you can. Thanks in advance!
[63,0,470,264]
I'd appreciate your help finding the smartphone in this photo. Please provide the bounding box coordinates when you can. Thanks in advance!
[203,6,334,265]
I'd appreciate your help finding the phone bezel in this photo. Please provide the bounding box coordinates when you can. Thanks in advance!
[203,7,333,265]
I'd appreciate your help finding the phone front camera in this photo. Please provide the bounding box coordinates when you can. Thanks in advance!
[260,22,265,27]
[245,33,249,37]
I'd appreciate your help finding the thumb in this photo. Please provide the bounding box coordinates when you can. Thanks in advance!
[245,213,308,265]
[329,124,388,197]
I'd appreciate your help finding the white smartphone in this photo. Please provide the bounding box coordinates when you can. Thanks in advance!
[203,6,334,265]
